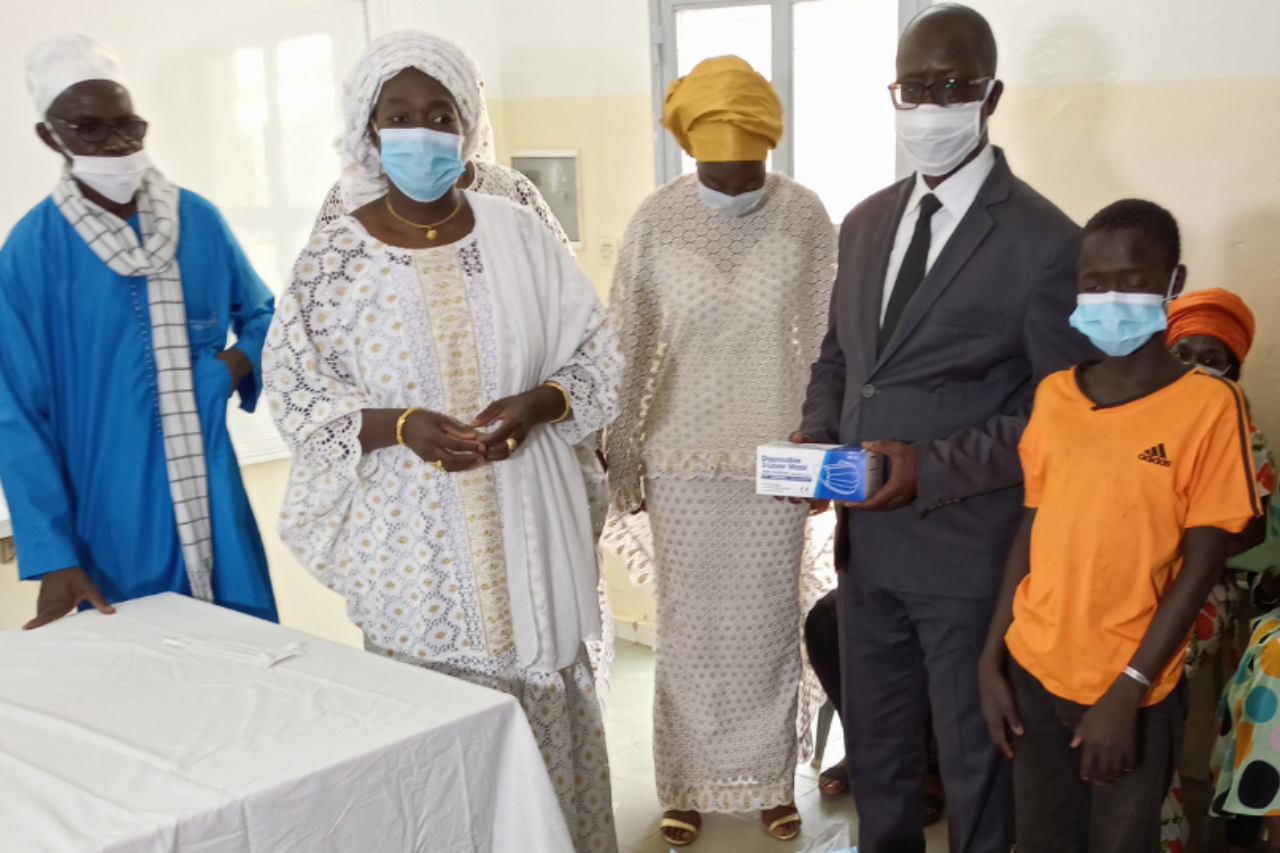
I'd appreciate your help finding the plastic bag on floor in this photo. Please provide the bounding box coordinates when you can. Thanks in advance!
[797,822,853,853]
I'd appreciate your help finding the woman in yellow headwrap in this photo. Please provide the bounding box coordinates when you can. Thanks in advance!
[604,56,836,845]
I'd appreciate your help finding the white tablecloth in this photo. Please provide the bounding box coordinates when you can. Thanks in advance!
[0,594,573,853]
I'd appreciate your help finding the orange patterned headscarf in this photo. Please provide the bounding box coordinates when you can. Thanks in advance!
[1166,287,1256,364]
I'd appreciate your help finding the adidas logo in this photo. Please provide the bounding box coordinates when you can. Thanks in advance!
[1138,444,1171,467]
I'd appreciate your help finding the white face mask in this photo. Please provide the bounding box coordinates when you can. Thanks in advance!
[697,181,765,217]
[71,150,152,204]
[47,123,150,204]
[893,81,993,177]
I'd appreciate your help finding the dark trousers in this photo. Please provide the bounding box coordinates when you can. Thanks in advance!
[1008,657,1188,853]
[838,570,1010,853]
[805,590,940,774]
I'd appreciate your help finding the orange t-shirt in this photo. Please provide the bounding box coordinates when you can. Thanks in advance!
[1007,367,1261,706]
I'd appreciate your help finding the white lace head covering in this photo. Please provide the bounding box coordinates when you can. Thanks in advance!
[338,30,496,210]
[26,33,128,117]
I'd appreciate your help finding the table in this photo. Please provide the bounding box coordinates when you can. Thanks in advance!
[0,594,574,853]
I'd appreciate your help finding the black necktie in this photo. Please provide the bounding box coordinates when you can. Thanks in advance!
[879,193,942,353]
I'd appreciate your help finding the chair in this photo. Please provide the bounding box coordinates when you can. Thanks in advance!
[812,698,836,769]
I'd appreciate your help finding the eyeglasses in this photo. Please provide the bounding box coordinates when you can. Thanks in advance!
[888,77,992,110]
[1173,350,1233,375]
[48,114,149,144]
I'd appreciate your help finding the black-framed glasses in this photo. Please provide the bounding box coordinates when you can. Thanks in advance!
[47,114,149,144]
[888,77,992,110]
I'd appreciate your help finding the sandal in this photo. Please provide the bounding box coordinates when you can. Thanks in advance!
[661,811,701,846]
[818,762,850,798]
[763,806,802,841]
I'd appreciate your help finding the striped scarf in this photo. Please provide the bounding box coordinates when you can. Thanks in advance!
[52,168,214,601]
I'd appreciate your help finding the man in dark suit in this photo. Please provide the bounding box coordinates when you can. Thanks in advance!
[796,5,1095,852]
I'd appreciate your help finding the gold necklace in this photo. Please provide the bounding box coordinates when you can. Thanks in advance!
[385,194,463,240]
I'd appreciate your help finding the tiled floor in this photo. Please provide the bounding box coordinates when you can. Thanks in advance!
[605,639,951,853]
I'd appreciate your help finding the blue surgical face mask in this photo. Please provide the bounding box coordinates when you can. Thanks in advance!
[697,181,765,217]
[1069,270,1180,357]
[378,127,466,203]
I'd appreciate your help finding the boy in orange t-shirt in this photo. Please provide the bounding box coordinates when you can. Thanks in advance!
[977,199,1261,852]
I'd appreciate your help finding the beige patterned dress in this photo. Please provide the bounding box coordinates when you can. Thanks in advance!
[266,201,620,853]
[605,173,836,812]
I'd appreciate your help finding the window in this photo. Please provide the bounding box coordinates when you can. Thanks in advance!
[650,0,928,219]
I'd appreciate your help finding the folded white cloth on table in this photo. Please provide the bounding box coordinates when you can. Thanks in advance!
[161,636,307,667]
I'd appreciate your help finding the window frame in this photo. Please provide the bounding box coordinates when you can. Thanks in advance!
[648,0,931,186]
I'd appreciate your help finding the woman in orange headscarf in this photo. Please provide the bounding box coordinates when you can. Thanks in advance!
[1168,287,1257,384]
[1163,288,1278,852]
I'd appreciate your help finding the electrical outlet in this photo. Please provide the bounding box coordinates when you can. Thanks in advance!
[599,238,618,265]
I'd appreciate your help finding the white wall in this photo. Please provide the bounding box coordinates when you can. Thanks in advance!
[492,0,651,99]
[0,0,370,465]
[969,0,1280,85]
[0,0,368,280]
[369,0,652,101]
[369,0,507,97]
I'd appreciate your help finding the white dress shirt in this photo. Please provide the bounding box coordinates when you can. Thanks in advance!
[880,143,997,323]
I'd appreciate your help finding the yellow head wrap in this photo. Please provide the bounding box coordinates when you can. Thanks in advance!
[661,55,783,163]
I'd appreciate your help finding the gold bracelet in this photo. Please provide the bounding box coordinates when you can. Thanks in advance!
[543,381,572,424]
[396,407,422,446]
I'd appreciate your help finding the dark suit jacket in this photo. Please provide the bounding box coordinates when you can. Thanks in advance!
[801,147,1096,598]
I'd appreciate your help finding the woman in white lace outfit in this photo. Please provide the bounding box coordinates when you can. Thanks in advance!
[310,82,617,687]
[604,56,836,846]
[264,31,621,853]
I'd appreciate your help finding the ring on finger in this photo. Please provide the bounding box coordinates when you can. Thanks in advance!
[506,437,518,453]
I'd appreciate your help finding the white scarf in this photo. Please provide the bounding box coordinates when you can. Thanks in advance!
[51,168,214,601]
[470,193,602,672]
[337,30,497,212]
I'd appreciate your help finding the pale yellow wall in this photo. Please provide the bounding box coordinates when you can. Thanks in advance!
[0,460,363,645]
[490,94,656,299]
[992,79,1280,440]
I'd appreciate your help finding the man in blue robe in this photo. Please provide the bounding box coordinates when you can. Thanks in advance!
[0,34,277,628]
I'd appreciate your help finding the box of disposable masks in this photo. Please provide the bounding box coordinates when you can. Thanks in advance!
[755,442,884,502]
